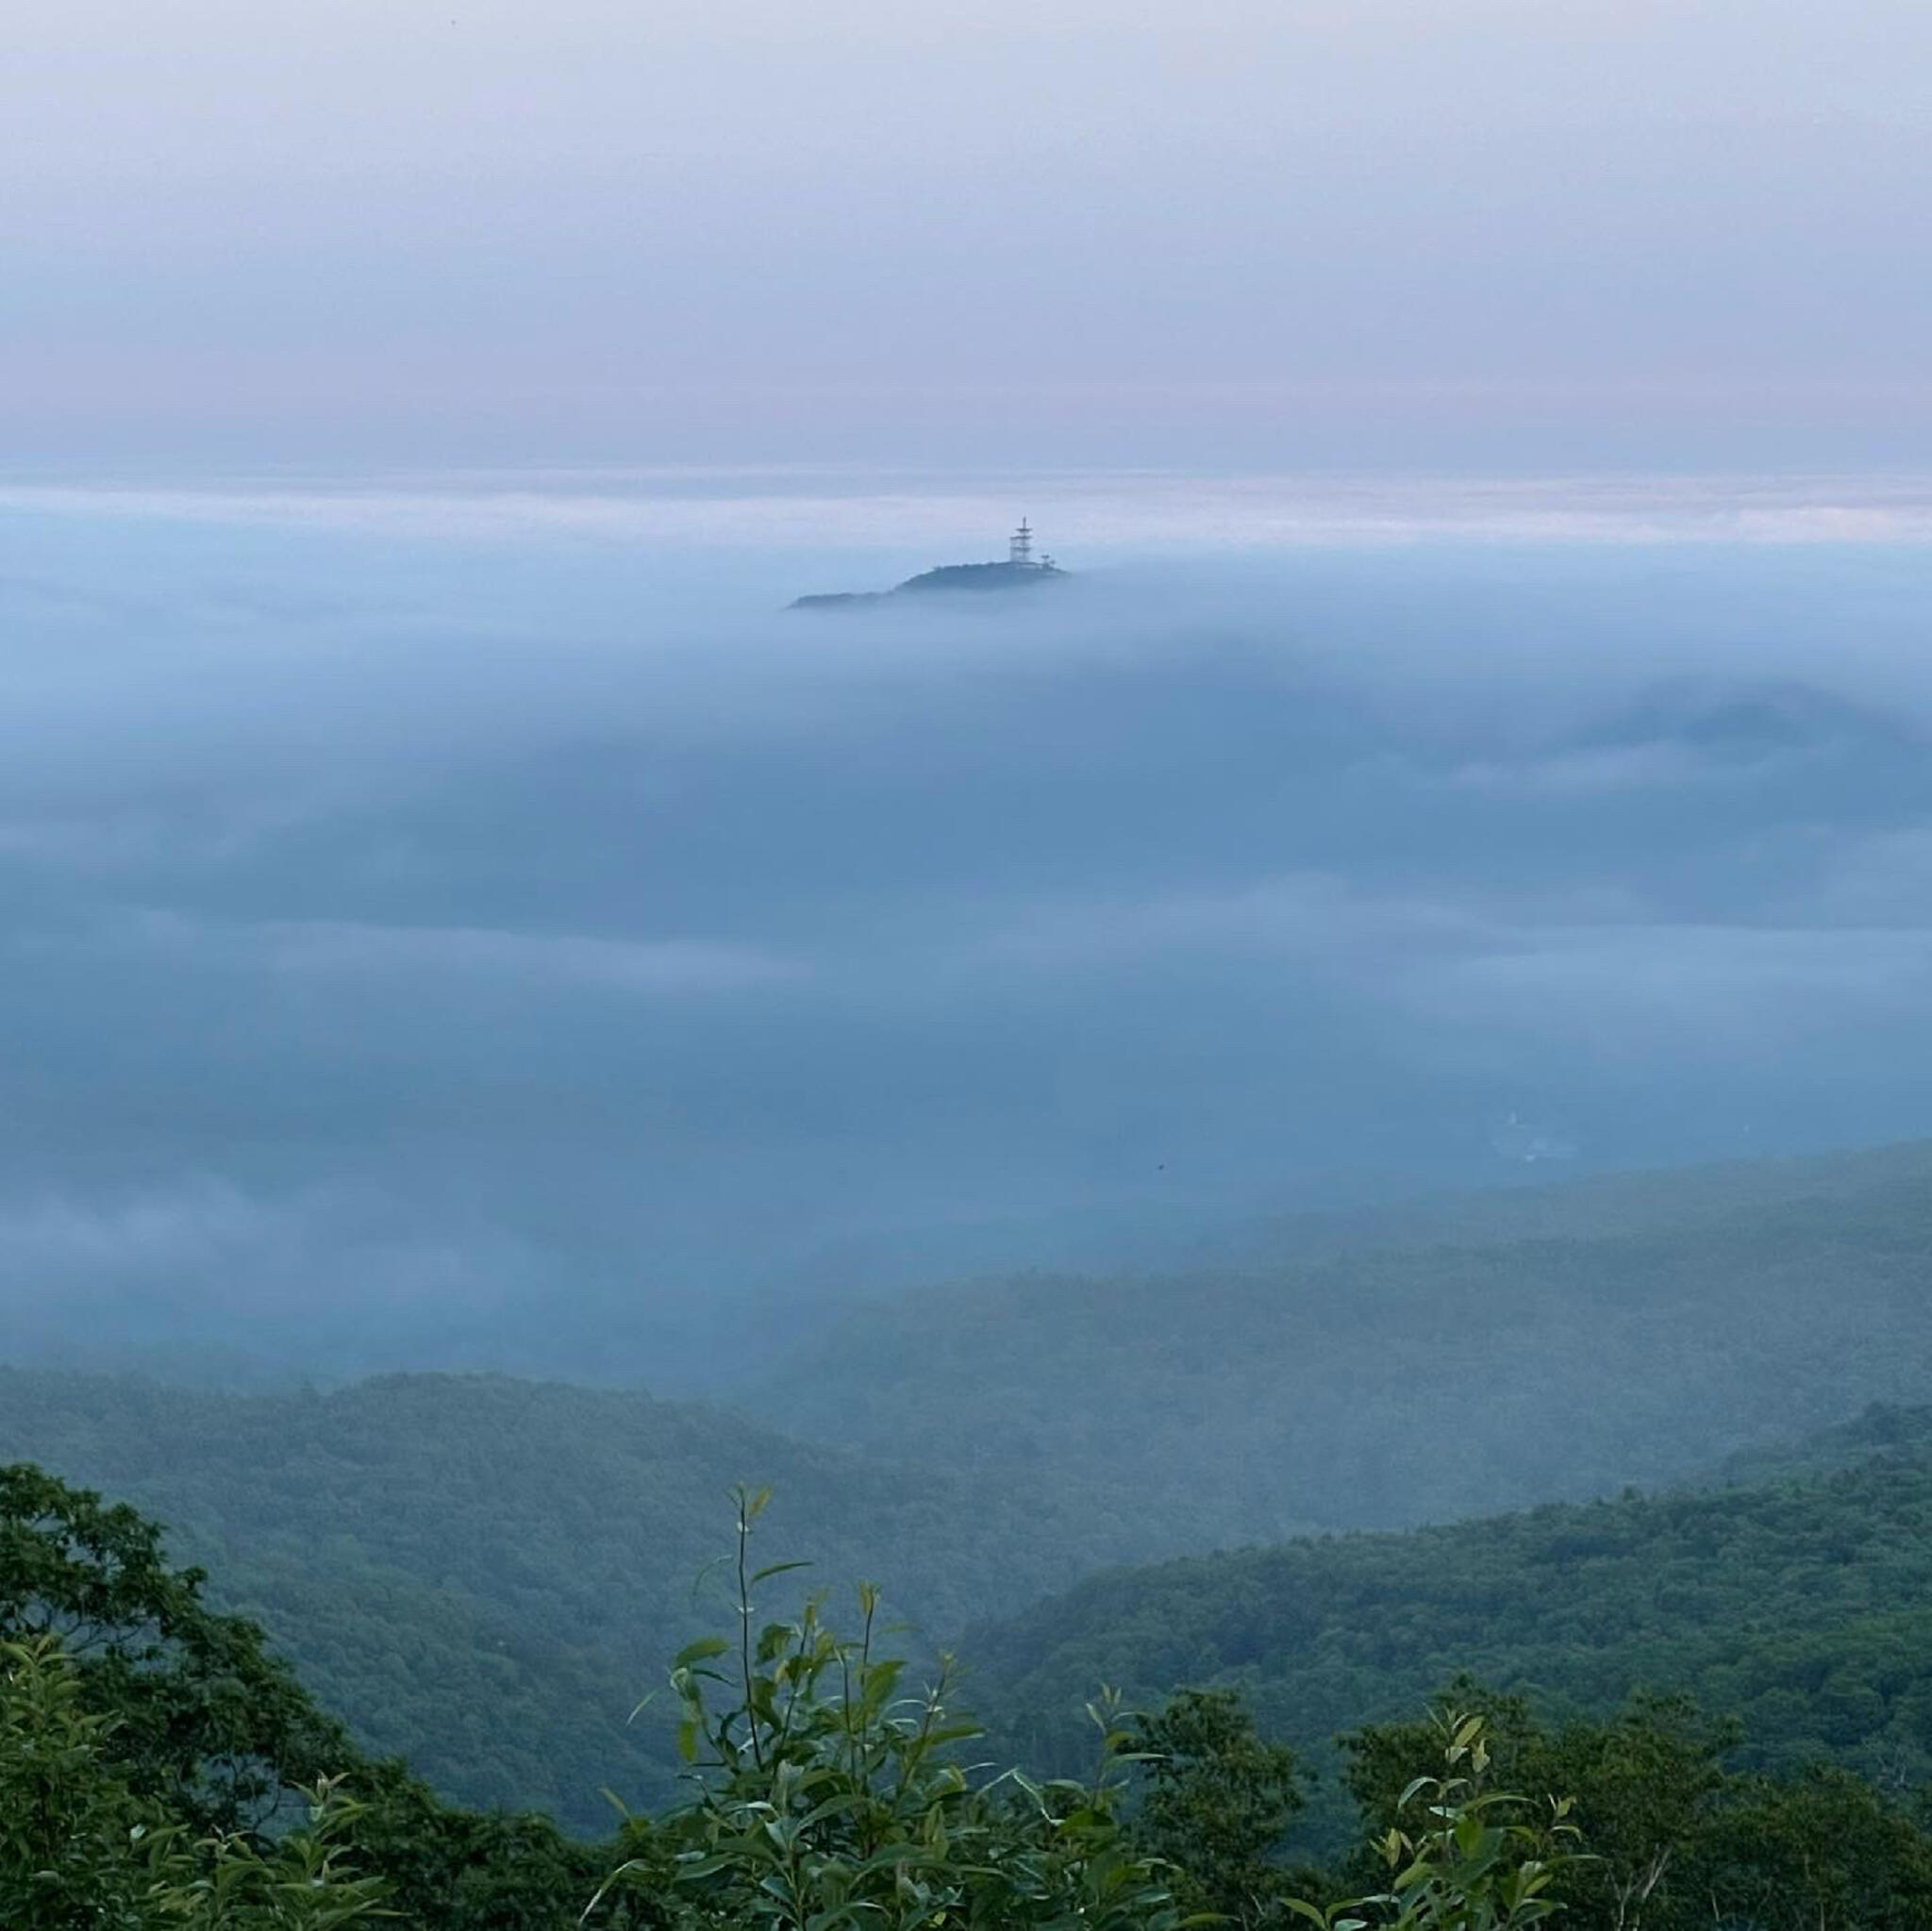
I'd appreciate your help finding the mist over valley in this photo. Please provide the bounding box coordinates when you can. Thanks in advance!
[6,485,1932,1393]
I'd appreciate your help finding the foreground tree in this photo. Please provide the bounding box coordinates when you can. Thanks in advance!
[1344,1686,1725,1928]
[0,1634,386,1930]
[1684,1764,1932,1931]
[1127,1687,1305,1925]
[1343,1682,1932,1929]
[1293,1708,1581,1931]
[0,1463,347,1829]
[0,1463,633,1930]
[590,1486,1194,1930]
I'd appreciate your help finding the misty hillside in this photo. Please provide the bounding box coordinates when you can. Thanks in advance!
[12,1373,1932,1866]
[755,1140,1932,1540]
[0,1369,1141,1831]
[7,1137,1932,1831]
[767,1137,1932,1320]
[963,1402,1932,1850]
[1212,1135,1932,1268]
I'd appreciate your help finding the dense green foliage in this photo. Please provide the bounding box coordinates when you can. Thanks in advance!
[1300,1709,1584,1931]
[0,1463,351,1829]
[590,1485,1192,1931]
[0,1465,626,1929]
[1339,1690,1932,1930]
[11,1462,1932,1928]
[0,1634,388,1931]
[0,1371,1136,1832]
[1124,1688,1307,1922]
[967,1404,1932,1848]
[0,1473,1649,1931]
[11,1382,1932,1857]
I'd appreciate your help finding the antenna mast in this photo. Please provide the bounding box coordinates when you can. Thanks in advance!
[1008,518,1035,567]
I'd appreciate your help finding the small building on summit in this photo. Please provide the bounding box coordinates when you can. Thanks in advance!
[789,523,1069,610]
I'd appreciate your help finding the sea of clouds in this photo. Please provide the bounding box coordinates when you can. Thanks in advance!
[5,471,1932,1386]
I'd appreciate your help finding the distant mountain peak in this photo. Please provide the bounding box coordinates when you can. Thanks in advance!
[789,522,1070,610]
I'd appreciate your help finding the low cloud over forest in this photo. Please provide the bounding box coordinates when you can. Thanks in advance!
[7,483,1932,1383]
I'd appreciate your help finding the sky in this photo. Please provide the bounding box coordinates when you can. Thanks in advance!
[6,0,1932,466]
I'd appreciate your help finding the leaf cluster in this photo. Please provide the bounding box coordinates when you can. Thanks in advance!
[0,1633,386,1931]
[592,1487,1199,1931]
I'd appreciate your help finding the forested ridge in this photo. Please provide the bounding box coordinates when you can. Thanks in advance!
[1215,1136,1932,1268]
[966,1402,1932,1845]
[10,1456,1932,1928]
[0,1369,1134,1831]
[7,1139,1932,1838]
[758,1157,1932,1541]
[8,1140,1932,1922]
[11,1390,1932,1873]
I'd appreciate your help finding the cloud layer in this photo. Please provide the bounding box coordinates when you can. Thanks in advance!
[6,486,1932,1383]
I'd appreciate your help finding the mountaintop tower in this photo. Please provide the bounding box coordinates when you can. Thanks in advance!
[787,523,1068,608]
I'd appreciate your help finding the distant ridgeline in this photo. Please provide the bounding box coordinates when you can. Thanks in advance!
[789,519,1069,609]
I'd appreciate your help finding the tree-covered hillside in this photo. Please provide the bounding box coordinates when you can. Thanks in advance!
[1217,1135,1932,1269]
[0,1370,1146,1832]
[756,1156,1932,1543]
[8,1138,1932,1833]
[14,1455,1932,1930]
[965,1403,1932,1847]
[12,1368,1932,1856]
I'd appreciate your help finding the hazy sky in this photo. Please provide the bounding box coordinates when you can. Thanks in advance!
[7,1,1931,464]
